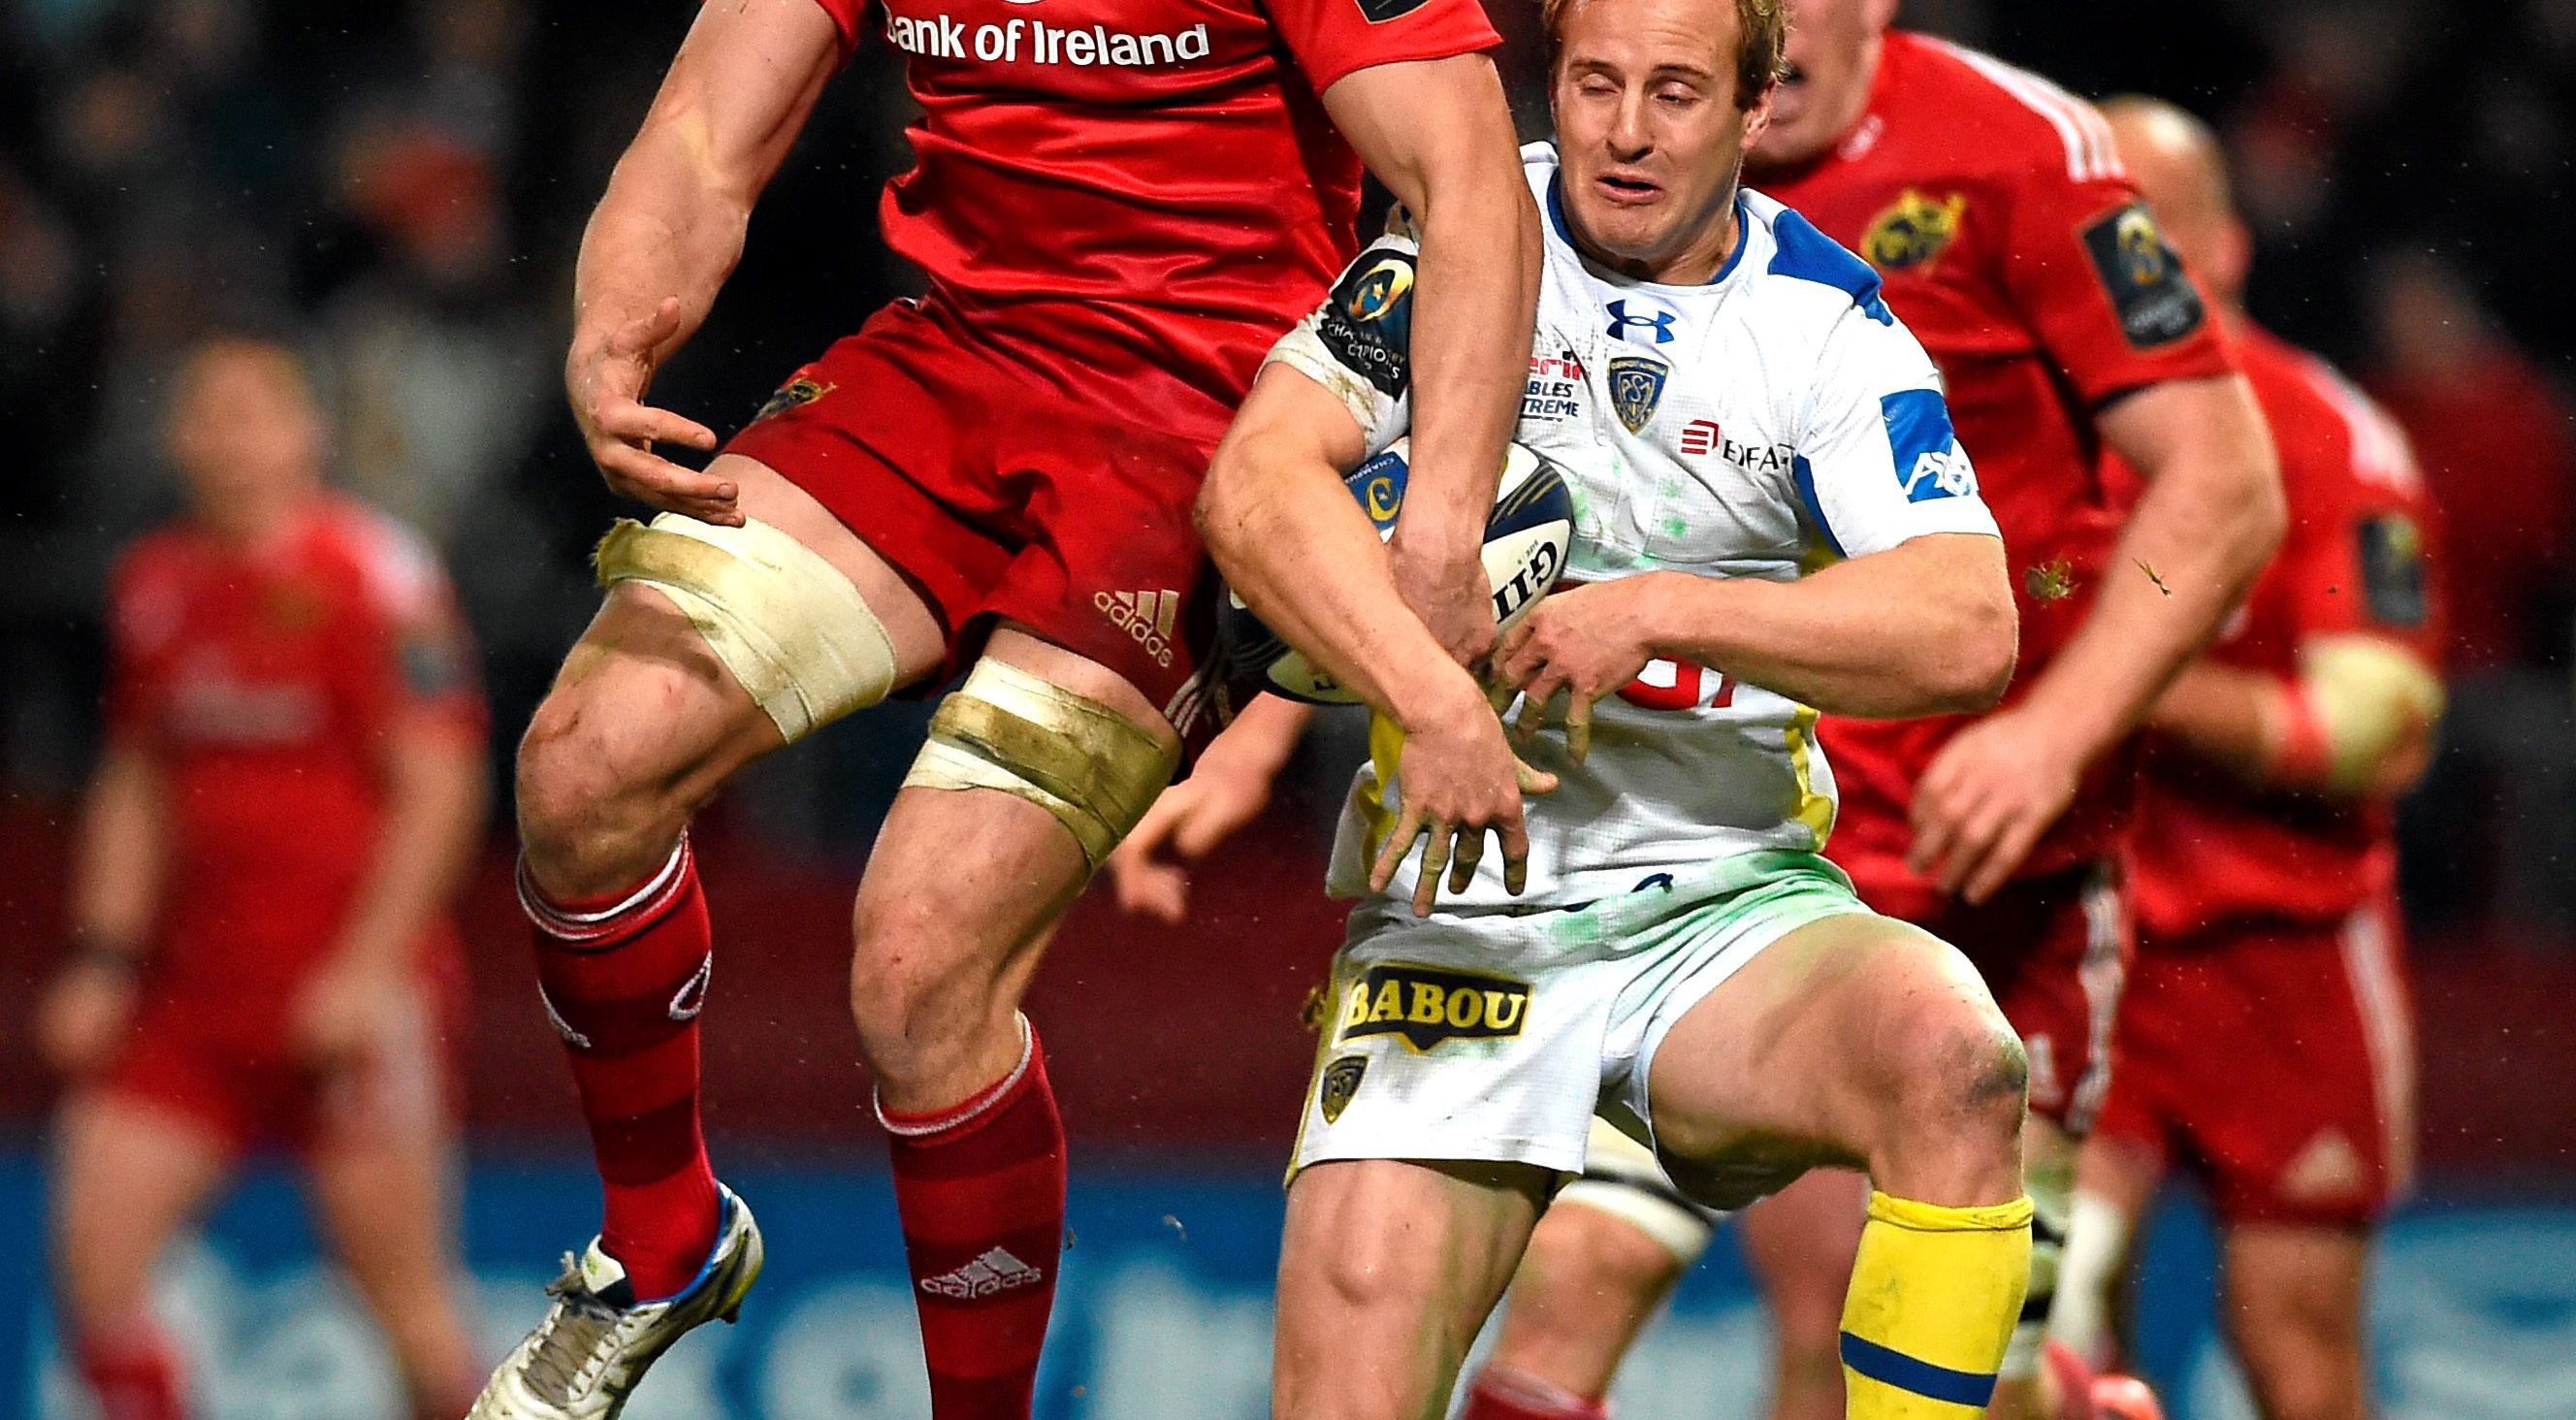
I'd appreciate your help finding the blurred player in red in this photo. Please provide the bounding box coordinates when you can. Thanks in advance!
[471,2,1537,1417]
[2045,99,2445,1420]
[37,336,491,1420]
[1433,4,2286,1419]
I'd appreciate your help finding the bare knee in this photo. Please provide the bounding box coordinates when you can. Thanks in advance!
[516,689,694,895]
[1868,989,2027,1198]
[848,893,1017,1092]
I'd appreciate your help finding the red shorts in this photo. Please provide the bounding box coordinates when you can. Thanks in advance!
[2091,895,2414,1229]
[724,298,1225,746]
[1850,862,2131,1134]
[100,964,464,1157]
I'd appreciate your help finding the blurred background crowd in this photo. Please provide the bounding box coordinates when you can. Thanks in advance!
[0,2,2571,1413]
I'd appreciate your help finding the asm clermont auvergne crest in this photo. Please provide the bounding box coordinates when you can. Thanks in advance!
[1607,355,1669,435]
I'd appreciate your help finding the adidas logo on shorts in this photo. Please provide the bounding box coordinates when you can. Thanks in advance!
[1096,588,1179,668]
[918,1246,1046,1301]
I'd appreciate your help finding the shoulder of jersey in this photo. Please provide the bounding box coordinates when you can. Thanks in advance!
[1742,190,1894,325]
[2236,323,2421,506]
[1887,30,2124,185]
[315,497,448,619]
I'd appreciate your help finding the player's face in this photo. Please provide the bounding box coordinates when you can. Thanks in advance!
[166,345,327,519]
[1550,0,1774,283]
[1750,0,1894,170]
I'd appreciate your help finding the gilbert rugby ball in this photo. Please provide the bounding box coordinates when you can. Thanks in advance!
[1221,438,1575,705]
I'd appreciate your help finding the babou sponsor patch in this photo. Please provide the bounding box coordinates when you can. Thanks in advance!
[2078,202,2206,348]
[1337,963,1531,1051]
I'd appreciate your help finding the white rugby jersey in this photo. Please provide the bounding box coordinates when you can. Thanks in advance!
[1264,144,2000,912]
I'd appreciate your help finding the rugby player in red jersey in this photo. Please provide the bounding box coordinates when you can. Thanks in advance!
[38,337,490,1420]
[1442,5,2285,1419]
[469,1,1537,1415]
[2044,99,2444,1420]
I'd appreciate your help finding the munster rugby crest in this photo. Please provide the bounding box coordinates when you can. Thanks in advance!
[1606,355,1669,435]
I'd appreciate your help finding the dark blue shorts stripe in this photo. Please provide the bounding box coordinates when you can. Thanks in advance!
[1839,1332,1999,1408]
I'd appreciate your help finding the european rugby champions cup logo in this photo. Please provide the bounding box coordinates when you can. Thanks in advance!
[1607,355,1670,436]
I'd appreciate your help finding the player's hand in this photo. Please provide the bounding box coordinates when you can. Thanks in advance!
[1495,580,1658,764]
[566,296,733,525]
[289,955,411,1069]
[1909,706,2086,904]
[1389,534,1500,671]
[1371,689,1558,917]
[37,958,140,1077]
[1106,762,1275,925]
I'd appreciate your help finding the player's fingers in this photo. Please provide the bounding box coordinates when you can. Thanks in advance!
[1499,815,1531,896]
[1564,697,1594,765]
[1495,618,1540,682]
[1448,831,1483,893]
[1962,811,2048,906]
[1370,805,1427,894]
[596,443,740,512]
[609,296,685,359]
[1931,792,2016,897]
[1514,756,1560,796]
[1413,823,1453,918]
[594,401,719,452]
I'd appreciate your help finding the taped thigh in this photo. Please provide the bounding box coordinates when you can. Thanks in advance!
[903,657,1178,867]
[593,513,898,742]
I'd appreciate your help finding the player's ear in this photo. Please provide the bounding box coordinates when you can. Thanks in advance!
[1739,80,1776,153]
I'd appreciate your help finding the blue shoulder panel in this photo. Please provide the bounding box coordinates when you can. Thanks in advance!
[1767,208,1894,325]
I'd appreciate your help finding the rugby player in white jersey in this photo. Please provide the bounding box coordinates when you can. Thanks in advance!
[1146,0,2047,1414]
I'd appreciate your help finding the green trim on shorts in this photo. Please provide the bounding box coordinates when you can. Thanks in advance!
[1543,849,1865,954]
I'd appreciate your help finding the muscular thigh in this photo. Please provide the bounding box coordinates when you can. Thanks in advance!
[1274,1158,1552,1420]
[1644,913,1996,1198]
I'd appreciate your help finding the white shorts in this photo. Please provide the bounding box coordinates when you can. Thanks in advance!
[1289,850,1869,1180]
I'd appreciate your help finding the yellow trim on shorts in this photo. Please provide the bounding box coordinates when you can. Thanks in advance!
[1784,705,1837,847]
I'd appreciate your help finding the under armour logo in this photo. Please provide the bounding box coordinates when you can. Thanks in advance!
[1605,299,1677,345]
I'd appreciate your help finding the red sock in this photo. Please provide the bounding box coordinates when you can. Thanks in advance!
[884,1018,1067,1420]
[523,835,722,1300]
[78,1324,184,1420]
[1461,1366,1612,1420]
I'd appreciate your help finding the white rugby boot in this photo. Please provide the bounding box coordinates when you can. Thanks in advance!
[468,1185,764,1419]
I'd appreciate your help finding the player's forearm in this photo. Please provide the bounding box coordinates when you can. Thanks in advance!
[1200,424,1490,734]
[332,734,489,971]
[2143,662,2275,785]
[69,747,165,962]
[1336,53,1536,573]
[569,147,753,373]
[2020,375,2284,761]
[1645,534,2016,717]
[1389,146,1538,574]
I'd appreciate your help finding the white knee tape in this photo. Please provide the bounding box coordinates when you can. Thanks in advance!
[904,658,1178,868]
[1556,1118,1723,1267]
[594,513,897,742]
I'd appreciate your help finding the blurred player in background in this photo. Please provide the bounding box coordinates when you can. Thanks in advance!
[1447,3,2286,1418]
[473,1,1538,1416]
[2044,98,2445,1420]
[36,336,490,1420]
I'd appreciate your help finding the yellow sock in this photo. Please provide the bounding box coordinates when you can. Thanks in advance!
[1839,1190,2034,1418]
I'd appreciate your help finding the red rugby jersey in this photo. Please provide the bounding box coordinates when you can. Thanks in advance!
[809,0,1498,444]
[105,497,485,998]
[1753,31,2237,910]
[2126,320,2441,939]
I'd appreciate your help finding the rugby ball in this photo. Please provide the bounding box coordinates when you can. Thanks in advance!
[1220,438,1576,705]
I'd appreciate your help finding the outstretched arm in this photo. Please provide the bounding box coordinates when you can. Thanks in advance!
[567,0,845,525]
[1325,52,1539,667]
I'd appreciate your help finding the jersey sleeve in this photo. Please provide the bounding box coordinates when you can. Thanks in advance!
[1991,140,2234,405]
[1266,0,1500,97]
[1260,228,1420,456]
[333,519,488,746]
[2279,409,2443,664]
[807,0,862,59]
[1791,308,2002,561]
